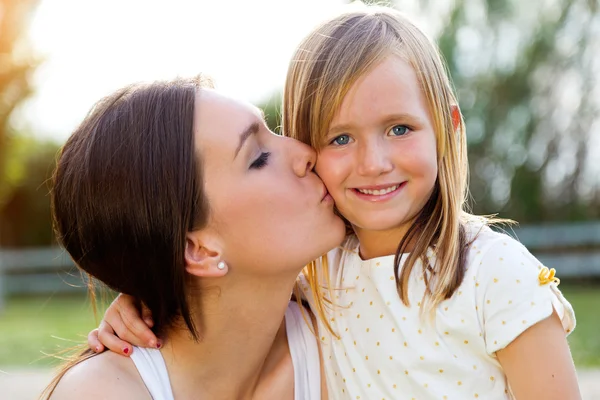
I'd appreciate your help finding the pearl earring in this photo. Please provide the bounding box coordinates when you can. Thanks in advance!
[217,261,227,270]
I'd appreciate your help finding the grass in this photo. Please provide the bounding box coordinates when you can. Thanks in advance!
[0,293,112,368]
[561,283,600,367]
[0,284,598,368]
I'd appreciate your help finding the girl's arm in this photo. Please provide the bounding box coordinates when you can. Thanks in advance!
[497,310,581,399]
[88,293,160,356]
[473,233,580,399]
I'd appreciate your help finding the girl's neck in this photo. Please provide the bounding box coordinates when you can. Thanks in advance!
[354,224,416,260]
[159,270,299,399]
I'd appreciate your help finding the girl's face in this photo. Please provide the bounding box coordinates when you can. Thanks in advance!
[195,89,345,274]
[315,55,438,243]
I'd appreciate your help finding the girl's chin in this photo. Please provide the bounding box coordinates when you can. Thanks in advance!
[348,216,417,235]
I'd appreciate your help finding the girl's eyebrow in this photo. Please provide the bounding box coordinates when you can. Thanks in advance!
[328,121,355,134]
[329,112,424,133]
[379,112,425,126]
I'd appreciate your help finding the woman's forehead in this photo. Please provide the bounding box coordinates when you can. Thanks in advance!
[193,90,264,158]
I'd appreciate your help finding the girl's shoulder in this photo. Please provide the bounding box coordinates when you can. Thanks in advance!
[333,234,360,262]
[296,237,353,291]
[310,235,361,281]
[460,218,576,354]
[462,217,530,266]
[462,218,552,288]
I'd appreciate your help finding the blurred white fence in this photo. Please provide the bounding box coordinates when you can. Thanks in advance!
[507,220,600,277]
[0,247,82,311]
[0,221,599,311]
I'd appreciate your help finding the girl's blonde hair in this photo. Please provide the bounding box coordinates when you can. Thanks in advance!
[283,5,474,313]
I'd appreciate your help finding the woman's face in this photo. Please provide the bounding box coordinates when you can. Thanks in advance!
[195,89,345,274]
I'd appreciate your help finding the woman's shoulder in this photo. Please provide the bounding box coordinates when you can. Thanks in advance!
[50,351,149,400]
[285,301,324,399]
[286,301,317,330]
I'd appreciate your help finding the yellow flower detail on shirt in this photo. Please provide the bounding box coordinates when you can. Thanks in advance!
[538,266,560,286]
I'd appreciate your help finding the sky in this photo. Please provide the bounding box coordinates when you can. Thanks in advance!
[21,0,372,142]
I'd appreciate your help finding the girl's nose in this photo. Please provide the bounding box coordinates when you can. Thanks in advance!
[357,139,393,176]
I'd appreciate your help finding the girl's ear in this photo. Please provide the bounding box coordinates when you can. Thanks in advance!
[451,105,462,132]
[184,231,228,278]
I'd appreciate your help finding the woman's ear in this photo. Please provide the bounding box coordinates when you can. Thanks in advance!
[185,232,228,277]
[451,105,462,132]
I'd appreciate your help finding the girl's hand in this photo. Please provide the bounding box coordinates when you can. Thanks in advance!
[87,293,160,356]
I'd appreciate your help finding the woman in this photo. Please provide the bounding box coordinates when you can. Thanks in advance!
[44,75,345,399]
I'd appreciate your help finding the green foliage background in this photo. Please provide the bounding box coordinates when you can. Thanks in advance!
[260,0,600,224]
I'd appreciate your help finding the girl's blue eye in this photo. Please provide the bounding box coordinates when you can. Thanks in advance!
[389,125,409,136]
[331,134,351,146]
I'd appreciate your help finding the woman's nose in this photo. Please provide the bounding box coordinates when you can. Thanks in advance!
[289,138,316,177]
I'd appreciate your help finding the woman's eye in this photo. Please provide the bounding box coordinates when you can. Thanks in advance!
[330,134,351,146]
[389,125,410,137]
[250,152,271,169]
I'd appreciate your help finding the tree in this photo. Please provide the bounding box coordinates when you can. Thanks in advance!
[261,93,283,134]
[0,136,59,247]
[260,0,600,223]
[426,0,600,222]
[0,0,40,200]
[0,0,45,246]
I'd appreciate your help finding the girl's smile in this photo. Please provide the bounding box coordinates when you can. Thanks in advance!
[350,181,407,202]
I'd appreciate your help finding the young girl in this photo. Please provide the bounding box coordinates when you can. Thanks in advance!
[89,5,580,399]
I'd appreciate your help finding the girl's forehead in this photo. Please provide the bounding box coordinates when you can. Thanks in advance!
[330,56,426,124]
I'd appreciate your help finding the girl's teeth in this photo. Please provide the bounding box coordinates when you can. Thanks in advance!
[357,185,399,195]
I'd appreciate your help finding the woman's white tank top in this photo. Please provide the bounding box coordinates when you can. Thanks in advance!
[130,302,320,399]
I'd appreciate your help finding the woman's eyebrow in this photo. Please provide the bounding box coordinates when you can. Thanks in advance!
[234,121,260,160]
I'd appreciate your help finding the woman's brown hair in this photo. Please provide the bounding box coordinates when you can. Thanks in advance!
[42,75,213,398]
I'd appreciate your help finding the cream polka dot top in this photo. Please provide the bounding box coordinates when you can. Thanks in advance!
[299,220,575,400]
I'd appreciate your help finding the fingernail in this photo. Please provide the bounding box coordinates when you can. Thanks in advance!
[123,347,130,355]
[156,341,162,349]
[95,346,100,353]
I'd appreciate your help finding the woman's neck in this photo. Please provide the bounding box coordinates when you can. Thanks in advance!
[159,271,298,399]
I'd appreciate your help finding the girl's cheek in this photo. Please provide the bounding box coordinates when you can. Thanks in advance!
[315,157,335,185]
[316,151,350,188]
